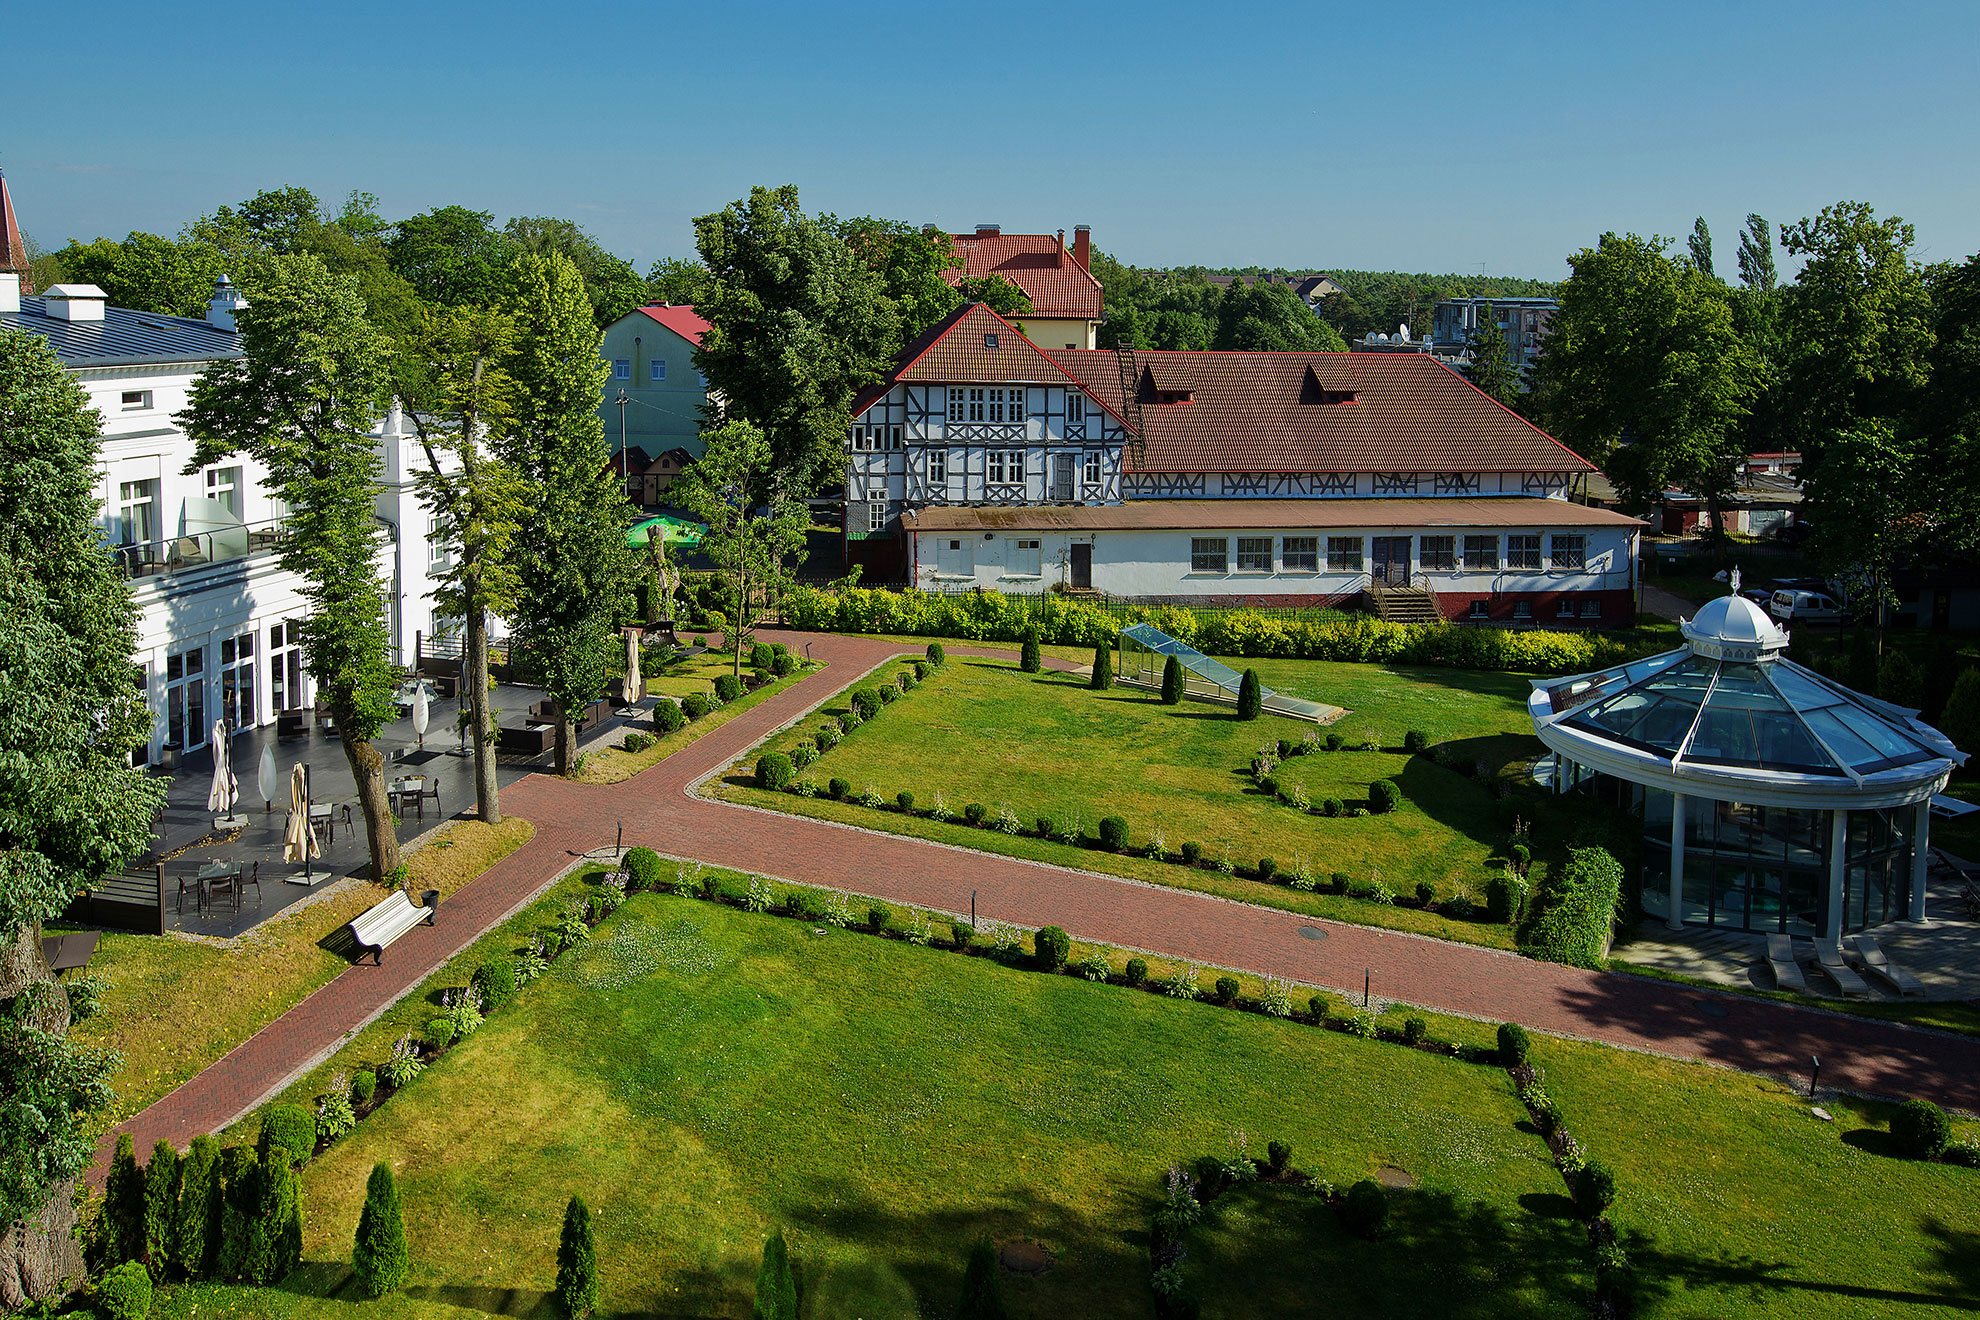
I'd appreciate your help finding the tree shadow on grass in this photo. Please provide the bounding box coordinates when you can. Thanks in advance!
[1630,1215,1980,1312]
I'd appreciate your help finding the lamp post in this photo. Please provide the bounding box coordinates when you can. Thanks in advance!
[1809,1055,1822,1099]
[616,391,630,498]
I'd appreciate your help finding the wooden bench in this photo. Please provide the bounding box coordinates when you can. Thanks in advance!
[348,888,441,964]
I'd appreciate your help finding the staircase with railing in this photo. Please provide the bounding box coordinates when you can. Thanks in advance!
[1366,580,1442,624]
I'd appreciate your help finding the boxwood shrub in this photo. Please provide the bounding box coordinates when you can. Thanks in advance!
[827,777,851,801]
[1367,779,1402,814]
[1403,729,1429,754]
[1124,957,1149,986]
[1097,816,1130,852]
[652,700,685,733]
[622,731,655,753]
[750,642,774,670]
[850,688,882,720]
[896,791,915,811]
[926,642,946,666]
[473,956,516,1013]
[755,752,794,790]
[680,692,711,720]
[624,847,663,892]
[1033,926,1070,971]
[714,673,743,703]
[96,1261,152,1320]
[259,1103,317,1167]
[1340,1179,1388,1238]
[1497,1022,1531,1067]
[1894,1099,1953,1160]
[876,684,900,705]
[963,802,987,826]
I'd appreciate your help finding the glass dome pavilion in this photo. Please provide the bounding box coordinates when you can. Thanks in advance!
[1528,592,1965,940]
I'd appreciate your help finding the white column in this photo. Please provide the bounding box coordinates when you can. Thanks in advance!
[1911,797,1932,924]
[1826,809,1848,946]
[1667,791,1686,930]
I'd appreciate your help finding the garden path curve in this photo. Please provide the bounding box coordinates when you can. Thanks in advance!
[93,628,1980,1180]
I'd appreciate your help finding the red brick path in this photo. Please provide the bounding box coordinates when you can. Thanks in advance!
[96,628,1980,1177]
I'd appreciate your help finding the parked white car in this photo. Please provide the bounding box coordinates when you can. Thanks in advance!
[1769,588,1844,625]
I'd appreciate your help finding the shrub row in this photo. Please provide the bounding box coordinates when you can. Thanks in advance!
[783,586,1654,674]
[1505,1043,1635,1314]
[1519,845,1623,968]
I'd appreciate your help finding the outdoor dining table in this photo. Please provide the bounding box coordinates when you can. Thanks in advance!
[308,801,351,844]
[389,776,439,822]
[198,860,240,911]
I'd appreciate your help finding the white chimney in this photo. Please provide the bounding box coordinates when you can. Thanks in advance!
[41,283,106,322]
[207,275,248,332]
[0,273,17,314]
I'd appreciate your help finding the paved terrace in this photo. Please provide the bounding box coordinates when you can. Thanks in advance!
[94,628,1980,1178]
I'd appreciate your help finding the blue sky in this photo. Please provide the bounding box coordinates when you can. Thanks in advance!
[8,0,1978,279]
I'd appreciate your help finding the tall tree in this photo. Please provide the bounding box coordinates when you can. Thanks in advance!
[0,329,161,1308]
[388,206,516,308]
[1211,279,1346,351]
[1534,232,1765,524]
[1736,213,1776,292]
[1463,302,1523,406]
[956,273,1034,324]
[673,420,809,679]
[840,217,961,344]
[645,257,715,308]
[1688,217,1715,279]
[181,254,404,881]
[504,217,646,329]
[52,232,227,317]
[693,185,898,486]
[1919,252,1980,544]
[396,306,525,822]
[496,252,636,776]
[1803,421,1921,654]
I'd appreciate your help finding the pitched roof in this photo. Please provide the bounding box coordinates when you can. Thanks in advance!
[0,170,28,285]
[1,296,241,368]
[634,304,711,345]
[945,232,1103,320]
[851,303,1136,431]
[905,498,1644,533]
[1047,348,1593,477]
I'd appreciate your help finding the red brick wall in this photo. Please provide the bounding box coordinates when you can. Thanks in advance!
[1431,589,1636,627]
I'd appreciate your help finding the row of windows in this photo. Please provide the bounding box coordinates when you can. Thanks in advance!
[1187,533,1587,574]
[914,451,1105,486]
[851,425,904,451]
[1469,597,1604,621]
[943,387,1089,424]
[933,536,1045,577]
[611,359,670,383]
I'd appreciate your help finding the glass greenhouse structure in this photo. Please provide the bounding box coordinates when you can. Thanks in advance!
[1529,593,1964,939]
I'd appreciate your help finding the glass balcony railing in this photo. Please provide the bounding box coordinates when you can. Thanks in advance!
[112,517,289,581]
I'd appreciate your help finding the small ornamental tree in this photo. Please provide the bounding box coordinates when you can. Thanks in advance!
[1575,1160,1618,1218]
[352,1162,409,1297]
[1160,654,1183,704]
[751,1226,797,1320]
[955,1234,1008,1320]
[1368,779,1402,814]
[1498,1023,1532,1066]
[214,1146,259,1281]
[141,1138,180,1279]
[104,1133,146,1267]
[174,1135,222,1280]
[246,1154,302,1286]
[1893,1099,1953,1161]
[1020,633,1040,673]
[1090,640,1113,690]
[927,642,946,666]
[258,1104,316,1169]
[95,1260,152,1320]
[556,1195,599,1318]
[1237,668,1262,720]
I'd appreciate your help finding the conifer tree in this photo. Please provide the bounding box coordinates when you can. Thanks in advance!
[245,1155,302,1286]
[103,1134,146,1268]
[750,1227,797,1320]
[1160,654,1183,705]
[555,1195,598,1318]
[954,1236,1007,1320]
[173,1136,222,1280]
[352,1162,409,1297]
[1237,668,1263,720]
[141,1140,180,1279]
[214,1146,259,1281]
[1089,640,1113,690]
[1020,633,1041,674]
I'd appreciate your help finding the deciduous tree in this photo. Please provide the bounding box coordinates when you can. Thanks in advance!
[496,252,637,775]
[388,205,516,308]
[504,216,646,328]
[180,254,403,882]
[1688,217,1715,279]
[0,329,162,1307]
[672,420,809,680]
[53,232,226,316]
[1211,279,1347,351]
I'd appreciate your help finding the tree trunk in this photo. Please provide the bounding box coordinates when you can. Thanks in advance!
[0,927,83,1309]
[338,729,402,884]
[465,606,501,825]
[553,709,579,778]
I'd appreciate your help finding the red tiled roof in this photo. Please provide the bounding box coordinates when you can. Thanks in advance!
[635,304,711,345]
[1047,348,1594,477]
[851,303,1133,431]
[944,232,1103,320]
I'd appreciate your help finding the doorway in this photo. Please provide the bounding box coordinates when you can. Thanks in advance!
[1372,536,1411,586]
[1051,454,1075,502]
[1070,543,1092,589]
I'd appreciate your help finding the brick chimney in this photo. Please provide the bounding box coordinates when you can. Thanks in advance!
[975,223,1000,236]
[1072,225,1091,271]
[1055,229,1066,268]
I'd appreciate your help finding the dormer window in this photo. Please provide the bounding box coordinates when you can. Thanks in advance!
[1156,389,1194,405]
[984,333,998,349]
[1303,362,1360,404]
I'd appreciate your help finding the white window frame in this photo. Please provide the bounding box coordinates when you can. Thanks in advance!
[117,478,158,547]
[1083,451,1101,485]
[1462,535,1498,571]
[204,465,243,520]
[1282,536,1318,572]
[968,388,985,422]
[1011,389,1026,423]
[1190,537,1228,574]
[868,502,886,534]
[1235,537,1274,573]
[1550,534,1587,569]
[1326,536,1363,572]
[1421,535,1456,572]
[948,388,965,422]
[120,389,153,411]
[928,450,948,485]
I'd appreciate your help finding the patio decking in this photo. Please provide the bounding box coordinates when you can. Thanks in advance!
[120,682,661,939]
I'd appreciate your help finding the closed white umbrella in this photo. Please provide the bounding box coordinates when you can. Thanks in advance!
[623,632,645,706]
[283,763,320,873]
[207,718,240,823]
[412,681,430,750]
[257,744,278,814]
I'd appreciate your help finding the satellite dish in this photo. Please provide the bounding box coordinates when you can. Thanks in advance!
[1376,332,1390,343]
[1397,323,1411,343]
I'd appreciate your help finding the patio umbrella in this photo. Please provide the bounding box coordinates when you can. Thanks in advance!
[207,718,240,821]
[283,763,320,867]
[623,631,645,706]
[412,681,430,750]
[257,744,278,814]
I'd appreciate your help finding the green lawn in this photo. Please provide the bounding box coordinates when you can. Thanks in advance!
[148,882,1980,1320]
[714,653,1574,945]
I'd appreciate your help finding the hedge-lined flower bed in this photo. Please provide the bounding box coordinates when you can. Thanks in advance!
[783,585,1657,675]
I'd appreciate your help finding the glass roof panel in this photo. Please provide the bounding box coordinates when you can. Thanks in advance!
[1766,664,1852,713]
[1821,704,1934,766]
[1798,707,1887,769]
[1685,670,1839,773]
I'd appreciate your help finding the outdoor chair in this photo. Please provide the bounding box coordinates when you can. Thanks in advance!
[1848,935,1925,997]
[241,861,262,907]
[1764,933,1806,993]
[176,872,204,914]
[203,862,242,912]
[40,932,99,974]
[1812,941,1871,998]
[276,708,307,738]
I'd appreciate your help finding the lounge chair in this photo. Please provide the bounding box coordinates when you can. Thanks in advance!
[40,932,100,974]
[1812,941,1872,998]
[1765,933,1807,993]
[1849,935,1925,997]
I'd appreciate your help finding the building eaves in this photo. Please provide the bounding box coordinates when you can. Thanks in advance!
[2,298,242,368]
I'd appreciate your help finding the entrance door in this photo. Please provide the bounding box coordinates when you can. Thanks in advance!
[1934,591,1952,632]
[1051,454,1075,502]
[1070,543,1092,590]
[165,646,207,750]
[1371,536,1411,586]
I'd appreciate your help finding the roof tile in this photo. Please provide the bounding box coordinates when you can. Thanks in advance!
[945,232,1103,319]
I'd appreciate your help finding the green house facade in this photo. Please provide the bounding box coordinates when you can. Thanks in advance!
[597,304,712,465]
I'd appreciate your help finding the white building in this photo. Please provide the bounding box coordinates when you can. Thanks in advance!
[3,273,451,767]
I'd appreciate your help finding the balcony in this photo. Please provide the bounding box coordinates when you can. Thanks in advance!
[112,517,289,582]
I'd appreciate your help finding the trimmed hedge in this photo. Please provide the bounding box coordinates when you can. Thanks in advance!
[783,586,1649,674]
[624,847,663,891]
[1033,926,1070,971]
[1367,779,1402,814]
[1522,846,1623,968]
[1097,815,1129,851]
[680,692,711,719]
[714,673,743,703]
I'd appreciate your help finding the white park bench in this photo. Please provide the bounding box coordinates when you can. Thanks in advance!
[348,888,440,964]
